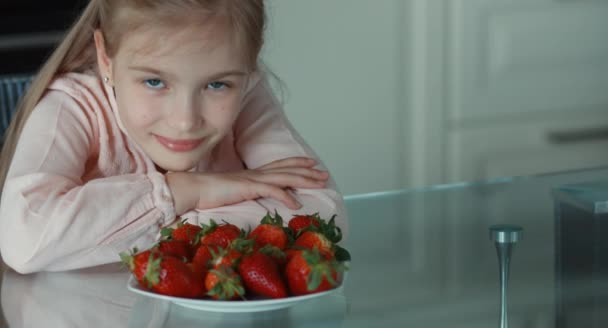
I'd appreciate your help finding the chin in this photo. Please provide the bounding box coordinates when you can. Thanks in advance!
[154,157,198,172]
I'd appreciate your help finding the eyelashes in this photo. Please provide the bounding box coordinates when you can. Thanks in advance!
[142,79,231,91]
[144,79,166,90]
[207,81,228,90]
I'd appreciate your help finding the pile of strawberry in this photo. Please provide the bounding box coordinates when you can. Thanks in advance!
[120,212,350,300]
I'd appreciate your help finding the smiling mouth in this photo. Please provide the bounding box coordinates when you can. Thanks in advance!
[154,135,204,152]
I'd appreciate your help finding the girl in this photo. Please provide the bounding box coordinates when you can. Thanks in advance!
[0,0,347,273]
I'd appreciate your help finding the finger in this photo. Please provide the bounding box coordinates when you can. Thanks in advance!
[251,172,327,189]
[258,157,317,170]
[251,183,302,209]
[263,168,329,181]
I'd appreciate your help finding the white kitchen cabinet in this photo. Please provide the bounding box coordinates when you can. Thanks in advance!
[448,111,608,182]
[264,0,608,193]
[415,0,608,186]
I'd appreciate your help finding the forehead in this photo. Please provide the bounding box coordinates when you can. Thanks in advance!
[115,19,244,68]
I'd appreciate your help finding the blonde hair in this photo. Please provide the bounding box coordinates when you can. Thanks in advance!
[0,0,266,195]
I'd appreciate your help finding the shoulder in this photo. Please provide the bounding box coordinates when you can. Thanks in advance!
[46,71,109,107]
[40,71,112,122]
[28,72,107,142]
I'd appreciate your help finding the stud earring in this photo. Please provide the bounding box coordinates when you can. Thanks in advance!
[103,76,110,84]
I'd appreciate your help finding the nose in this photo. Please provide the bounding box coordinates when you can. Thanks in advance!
[166,94,202,132]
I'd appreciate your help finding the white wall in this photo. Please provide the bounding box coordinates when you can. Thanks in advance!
[262,0,411,195]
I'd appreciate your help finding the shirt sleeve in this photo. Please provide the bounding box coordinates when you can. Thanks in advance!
[0,90,175,273]
[220,73,348,236]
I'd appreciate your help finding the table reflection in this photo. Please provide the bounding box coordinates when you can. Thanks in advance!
[1,264,135,327]
[1,264,348,328]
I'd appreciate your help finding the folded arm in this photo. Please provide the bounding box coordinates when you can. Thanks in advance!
[189,74,348,233]
[0,91,175,273]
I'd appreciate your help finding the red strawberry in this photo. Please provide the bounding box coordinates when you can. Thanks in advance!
[285,248,300,264]
[161,219,202,245]
[191,244,220,278]
[120,248,151,287]
[208,238,253,269]
[288,213,321,236]
[258,244,287,268]
[249,211,289,250]
[205,266,245,300]
[238,251,287,299]
[155,240,192,261]
[293,231,334,260]
[294,215,351,262]
[210,247,243,269]
[285,248,346,296]
[121,249,205,298]
[200,219,242,248]
[145,253,206,298]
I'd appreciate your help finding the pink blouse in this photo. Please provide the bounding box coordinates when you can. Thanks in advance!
[0,72,347,273]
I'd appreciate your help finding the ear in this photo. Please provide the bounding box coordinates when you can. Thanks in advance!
[94,29,113,84]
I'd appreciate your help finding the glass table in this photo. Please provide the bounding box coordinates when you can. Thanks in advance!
[3,166,608,327]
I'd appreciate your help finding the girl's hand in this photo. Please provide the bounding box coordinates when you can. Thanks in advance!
[166,157,329,215]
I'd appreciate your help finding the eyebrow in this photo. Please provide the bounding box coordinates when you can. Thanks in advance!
[127,66,248,81]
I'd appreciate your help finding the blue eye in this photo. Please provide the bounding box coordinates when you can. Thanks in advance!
[144,79,165,89]
[208,82,227,90]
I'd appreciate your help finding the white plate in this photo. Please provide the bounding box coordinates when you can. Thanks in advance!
[127,275,345,313]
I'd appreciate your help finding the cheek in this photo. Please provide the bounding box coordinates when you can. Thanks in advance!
[205,99,241,129]
[119,96,161,129]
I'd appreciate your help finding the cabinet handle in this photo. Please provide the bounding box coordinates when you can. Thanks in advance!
[547,127,608,144]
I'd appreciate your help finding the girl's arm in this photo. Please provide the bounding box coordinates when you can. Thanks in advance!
[0,90,175,273]
[190,74,348,233]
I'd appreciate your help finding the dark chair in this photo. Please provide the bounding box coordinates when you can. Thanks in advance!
[0,75,34,144]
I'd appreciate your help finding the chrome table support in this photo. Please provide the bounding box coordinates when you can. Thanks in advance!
[490,225,523,328]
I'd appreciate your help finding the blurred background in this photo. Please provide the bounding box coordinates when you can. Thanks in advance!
[263,0,608,195]
[1,2,607,327]
[2,0,608,196]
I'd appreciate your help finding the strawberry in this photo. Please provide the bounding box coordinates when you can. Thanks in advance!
[200,219,242,248]
[293,231,334,260]
[210,247,243,269]
[120,248,151,287]
[155,239,192,261]
[285,248,301,264]
[145,253,206,298]
[285,248,347,296]
[161,219,202,245]
[191,244,220,278]
[294,215,351,262]
[209,238,253,269]
[121,249,205,298]
[205,266,245,300]
[248,211,289,250]
[238,251,287,299]
[288,213,321,236]
[258,244,287,268]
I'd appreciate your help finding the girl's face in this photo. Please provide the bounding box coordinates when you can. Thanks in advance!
[95,20,250,172]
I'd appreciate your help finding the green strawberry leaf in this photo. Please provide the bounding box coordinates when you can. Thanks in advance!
[308,269,322,291]
[119,252,133,270]
[334,245,351,262]
[144,253,162,288]
[160,228,173,238]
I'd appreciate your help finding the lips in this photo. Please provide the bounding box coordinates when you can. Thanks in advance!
[154,135,204,152]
